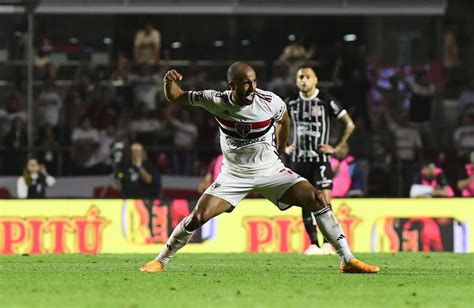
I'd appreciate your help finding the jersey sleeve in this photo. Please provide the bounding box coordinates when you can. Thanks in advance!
[271,93,287,121]
[188,90,222,113]
[327,95,347,119]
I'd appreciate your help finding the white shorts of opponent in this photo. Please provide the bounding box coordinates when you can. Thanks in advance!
[203,166,307,211]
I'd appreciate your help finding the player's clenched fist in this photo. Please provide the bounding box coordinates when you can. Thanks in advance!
[163,69,183,83]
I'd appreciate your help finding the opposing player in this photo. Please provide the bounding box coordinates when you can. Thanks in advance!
[140,62,379,273]
[285,65,355,255]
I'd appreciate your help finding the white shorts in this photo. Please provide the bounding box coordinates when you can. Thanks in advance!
[203,166,307,210]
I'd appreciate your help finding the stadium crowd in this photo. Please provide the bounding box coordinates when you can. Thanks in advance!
[0,20,473,198]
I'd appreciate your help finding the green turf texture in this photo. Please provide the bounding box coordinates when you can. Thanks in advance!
[1,253,473,307]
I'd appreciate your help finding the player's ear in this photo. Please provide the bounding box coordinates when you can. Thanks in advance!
[228,81,235,90]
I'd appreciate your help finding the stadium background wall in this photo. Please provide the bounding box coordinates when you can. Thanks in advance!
[0,199,472,255]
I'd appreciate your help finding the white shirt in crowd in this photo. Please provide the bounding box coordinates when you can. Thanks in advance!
[170,118,198,149]
[130,118,161,133]
[37,89,62,127]
[71,127,100,167]
[454,126,474,153]
[128,73,161,111]
[386,119,422,161]
[134,28,161,65]
[16,173,56,198]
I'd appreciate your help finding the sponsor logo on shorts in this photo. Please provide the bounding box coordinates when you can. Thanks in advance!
[211,183,221,190]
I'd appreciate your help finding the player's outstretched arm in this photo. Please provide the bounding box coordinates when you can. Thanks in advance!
[276,111,291,155]
[163,69,190,105]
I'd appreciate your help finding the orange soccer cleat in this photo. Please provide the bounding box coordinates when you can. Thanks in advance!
[139,260,165,273]
[340,258,380,274]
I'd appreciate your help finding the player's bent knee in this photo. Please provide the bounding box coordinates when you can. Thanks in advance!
[313,190,328,209]
[302,190,326,212]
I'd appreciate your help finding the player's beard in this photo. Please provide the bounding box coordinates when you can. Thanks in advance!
[298,84,308,93]
[299,84,315,97]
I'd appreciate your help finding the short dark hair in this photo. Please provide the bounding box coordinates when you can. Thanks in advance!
[296,63,317,74]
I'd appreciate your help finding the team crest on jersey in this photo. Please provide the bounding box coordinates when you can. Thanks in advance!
[311,106,322,117]
[193,91,204,102]
[235,122,252,138]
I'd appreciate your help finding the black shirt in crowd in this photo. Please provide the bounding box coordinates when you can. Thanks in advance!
[115,160,161,199]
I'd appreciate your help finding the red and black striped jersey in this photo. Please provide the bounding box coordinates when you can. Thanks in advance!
[189,88,287,176]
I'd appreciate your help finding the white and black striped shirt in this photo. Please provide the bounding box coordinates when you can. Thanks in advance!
[287,89,346,163]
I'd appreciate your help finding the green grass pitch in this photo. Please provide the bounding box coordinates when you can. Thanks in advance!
[1,253,473,307]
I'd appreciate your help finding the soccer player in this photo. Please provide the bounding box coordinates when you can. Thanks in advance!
[140,62,379,273]
[285,65,355,255]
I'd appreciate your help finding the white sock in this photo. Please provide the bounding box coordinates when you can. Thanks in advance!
[314,207,354,264]
[155,218,193,267]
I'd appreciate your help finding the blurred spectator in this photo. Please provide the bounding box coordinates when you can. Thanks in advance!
[278,39,314,81]
[110,53,132,108]
[114,142,161,199]
[331,144,364,197]
[134,22,161,65]
[366,75,384,129]
[169,109,198,175]
[37,124,59,175]
[378,70,408,124]
[453,114,474,158]
[278,39,314,64]
[184,61,208,90]
[113,142,161,238]
[458,78,474,115]
[130,102,161,145]
[111,52,131,82]
[0,106,9,142]
[384,102,422,196]
[36,79,62,130]
[92,87,119,130]
[443,23,467,93]
[3,117,27,175]
[410,158,454,198]
[128,64,161,110]
[267,65,293,99]
[10,31,26,60]
[64,88,91,131]
[74,59,99,96]
[95,124,121,172]
[406,71,436,145]
[443,24,462,69]
[35,37,56,80]
[70,116,100,173]
[457,151,474,197]
[384,107,422,163]
[16,158,56,199]
[7,80,27,119]
[348,116,373,196]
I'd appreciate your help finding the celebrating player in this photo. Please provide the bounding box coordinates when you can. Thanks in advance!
[285,65,355,255]
[140,62,379,273]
